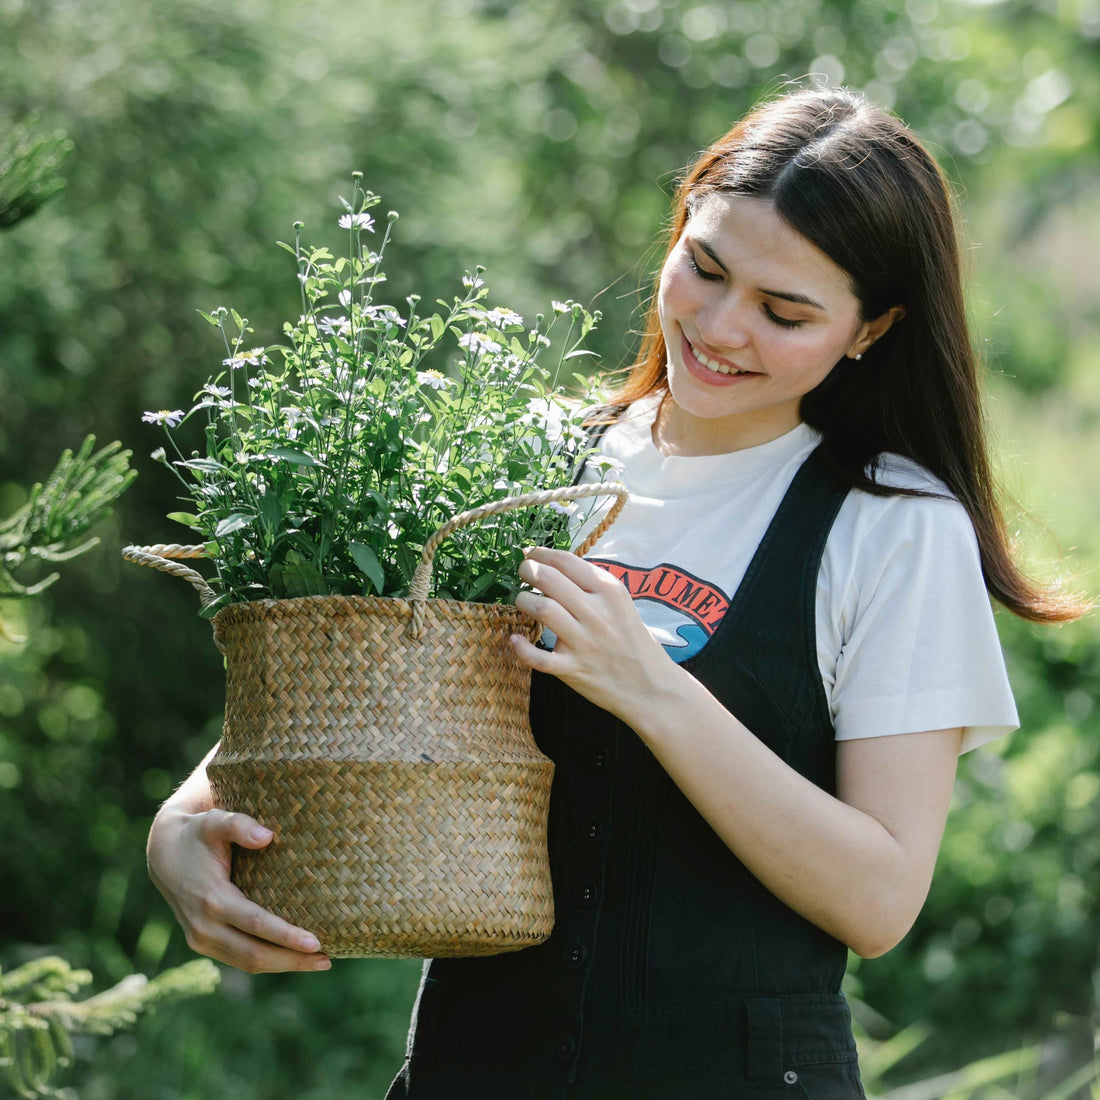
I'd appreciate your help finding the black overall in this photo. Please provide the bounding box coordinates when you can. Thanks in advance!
[386,446,866,1100]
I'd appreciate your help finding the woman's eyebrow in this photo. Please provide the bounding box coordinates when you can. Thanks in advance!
[693,237,828,312]
[759,287,827,311]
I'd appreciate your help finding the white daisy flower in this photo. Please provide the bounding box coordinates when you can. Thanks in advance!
[458,332,502,356]
[590,454,625,475]
[318,315,351,338]
[338,212,375,231]
[486,307,523,328]
[222,348,266,369]
[364,305,406,327]
[142,409,185,427]
[417,369,453,390]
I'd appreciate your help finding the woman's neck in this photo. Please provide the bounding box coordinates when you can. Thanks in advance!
[651,394,803,457]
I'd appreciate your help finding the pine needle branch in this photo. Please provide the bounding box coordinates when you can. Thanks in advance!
[0,958,220,1098]
[0,116,73,230]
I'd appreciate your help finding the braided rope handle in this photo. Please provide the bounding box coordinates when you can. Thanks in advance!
[406,480,629,639]
[121,543,226,652]
[121,543,217,605]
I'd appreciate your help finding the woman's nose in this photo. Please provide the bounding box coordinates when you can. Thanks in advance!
[696,293,751,352]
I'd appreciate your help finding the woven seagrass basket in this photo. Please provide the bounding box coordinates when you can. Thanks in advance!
[125,482,627,958]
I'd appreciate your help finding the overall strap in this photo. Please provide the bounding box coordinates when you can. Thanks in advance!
[732,444,848,634]
[690,445,850,776]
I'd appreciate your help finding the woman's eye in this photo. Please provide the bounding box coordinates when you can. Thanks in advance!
[763,304,804,330]
[687,252,723,282]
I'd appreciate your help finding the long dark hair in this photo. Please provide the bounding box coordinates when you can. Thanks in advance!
[607,85,1086,623]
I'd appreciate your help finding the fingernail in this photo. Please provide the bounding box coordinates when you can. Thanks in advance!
[313,958,331,971]
[300,934,321,952]
[250,826,273,843]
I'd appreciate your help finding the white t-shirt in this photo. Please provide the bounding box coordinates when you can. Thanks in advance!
[570,394,1018,754]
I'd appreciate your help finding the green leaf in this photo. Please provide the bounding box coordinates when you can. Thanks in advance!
[198,592,231,619]
[429,315,445,341]
[464,573,499,600]
[349,541,385,594]
[274,550,325,597]
[166,512,201,528]
[268,446,320,466]
[177,458,225,474]
[214,512,255,537]
[258,493,283,531]
[396,543,420,584]
[448,465,472,490]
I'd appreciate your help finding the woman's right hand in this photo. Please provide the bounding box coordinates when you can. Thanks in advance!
[147,806,332,974]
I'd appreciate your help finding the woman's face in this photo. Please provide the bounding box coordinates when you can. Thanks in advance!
[656,192,876,454]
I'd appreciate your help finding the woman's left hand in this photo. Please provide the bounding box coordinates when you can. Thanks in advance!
[511,547,675,723]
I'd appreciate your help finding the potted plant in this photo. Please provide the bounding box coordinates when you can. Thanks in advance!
[125,176,626,959]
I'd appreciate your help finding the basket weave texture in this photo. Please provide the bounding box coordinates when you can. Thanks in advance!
[207,594,553,958]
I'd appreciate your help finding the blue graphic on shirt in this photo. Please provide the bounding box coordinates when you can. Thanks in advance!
[670,621,711,662]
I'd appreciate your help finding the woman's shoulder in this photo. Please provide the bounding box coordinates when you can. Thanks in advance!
[847,452,972,528]
[828,451,982,589]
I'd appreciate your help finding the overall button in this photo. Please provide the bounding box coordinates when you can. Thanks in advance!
[557,1034,577,1061]
[562,941,587,968]
[783,1070,799,1085]
[584,818,603,842]
[574,878,598,907]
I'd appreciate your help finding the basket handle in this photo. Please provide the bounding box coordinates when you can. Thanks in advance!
[121,543,217,603]
[121,543,226,652]
[406,480,629,639]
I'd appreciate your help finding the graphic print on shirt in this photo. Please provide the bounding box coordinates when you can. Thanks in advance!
[589,558,731,663]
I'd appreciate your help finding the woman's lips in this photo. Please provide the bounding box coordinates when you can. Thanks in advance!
[679,332,756,387]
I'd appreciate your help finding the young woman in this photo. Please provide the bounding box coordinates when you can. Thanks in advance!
[147,87,1085,1098]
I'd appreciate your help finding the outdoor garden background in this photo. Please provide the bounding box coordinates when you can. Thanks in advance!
[2,0,1098,1096]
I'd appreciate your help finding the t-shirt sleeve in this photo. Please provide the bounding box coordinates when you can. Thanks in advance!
[825,486,1019,754]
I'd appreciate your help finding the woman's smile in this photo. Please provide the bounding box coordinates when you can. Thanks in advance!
[679,331,759,383]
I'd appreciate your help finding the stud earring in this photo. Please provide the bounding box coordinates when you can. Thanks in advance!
[853,352,863,361]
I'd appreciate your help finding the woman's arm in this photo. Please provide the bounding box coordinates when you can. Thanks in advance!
[147,743,331,973]
[513,547,961,958]
[623,670,960,957]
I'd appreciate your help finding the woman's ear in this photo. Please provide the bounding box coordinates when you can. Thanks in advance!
[848,305,907,361]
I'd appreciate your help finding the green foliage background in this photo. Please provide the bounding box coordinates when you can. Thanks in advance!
[1,0,1097,1095]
